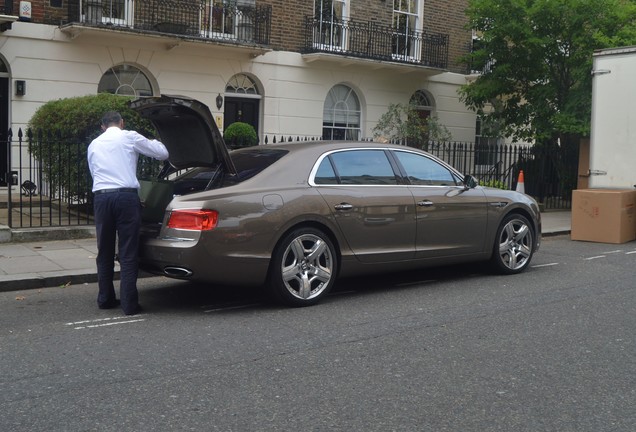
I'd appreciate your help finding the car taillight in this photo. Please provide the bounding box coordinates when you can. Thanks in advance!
[167,209,218,231]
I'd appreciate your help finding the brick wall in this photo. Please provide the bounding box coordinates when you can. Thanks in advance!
[6,0,472,73]
[2,0,66,25]
[259,0,313,51]
[261,0,471,74]
[424,0,471,73]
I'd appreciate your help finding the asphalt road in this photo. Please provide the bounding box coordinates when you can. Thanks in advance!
[1,235,635,432]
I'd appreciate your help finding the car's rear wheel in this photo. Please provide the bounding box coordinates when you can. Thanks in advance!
[268,227,338,307]
[491,213,534,274]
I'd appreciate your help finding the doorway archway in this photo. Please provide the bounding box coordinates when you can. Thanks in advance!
[223,74,261,140]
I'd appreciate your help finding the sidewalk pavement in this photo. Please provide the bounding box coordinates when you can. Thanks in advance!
[0,211,573,293]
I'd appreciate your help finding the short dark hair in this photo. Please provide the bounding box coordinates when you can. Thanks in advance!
[101,111,123,127]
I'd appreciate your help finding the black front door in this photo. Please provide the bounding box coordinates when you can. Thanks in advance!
[223,97,259,140]
[0,76,8,187]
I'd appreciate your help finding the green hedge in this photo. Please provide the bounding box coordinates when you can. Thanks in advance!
[27,93,158,203]
[28,93,156,141]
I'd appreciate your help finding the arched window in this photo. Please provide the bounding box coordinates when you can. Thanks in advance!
[225,74,259,95]
[410,90,434,113]
[410,89,433,120]
[323,84,361,140]
[98,64,154,97]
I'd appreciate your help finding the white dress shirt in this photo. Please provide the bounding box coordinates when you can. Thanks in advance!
[88,126,169,192]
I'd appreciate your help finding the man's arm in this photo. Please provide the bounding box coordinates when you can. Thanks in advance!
[128,130,169,161]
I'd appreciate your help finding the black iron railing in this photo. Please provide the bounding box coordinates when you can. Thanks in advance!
[65,0,271,45]
[3,130,575,228]
[2,128,167,229]
[303,17,448,69]
[424,140,576,209]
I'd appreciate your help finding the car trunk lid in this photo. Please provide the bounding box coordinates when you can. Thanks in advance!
[129,95,237,176]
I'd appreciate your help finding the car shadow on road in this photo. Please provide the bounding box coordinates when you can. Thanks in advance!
[137,262,493,314]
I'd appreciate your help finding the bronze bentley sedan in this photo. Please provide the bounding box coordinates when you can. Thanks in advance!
[131,95,541,307]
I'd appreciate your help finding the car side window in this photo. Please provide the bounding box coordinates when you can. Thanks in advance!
[328,150,398,185]
[394,151,458,186]
[314,158,339,184]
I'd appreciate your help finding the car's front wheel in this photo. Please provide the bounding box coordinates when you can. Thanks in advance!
[491,213,534,274]
[268,227,338,307]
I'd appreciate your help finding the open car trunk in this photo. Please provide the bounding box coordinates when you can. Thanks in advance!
[139,164,227,224]
[129,95,236,225]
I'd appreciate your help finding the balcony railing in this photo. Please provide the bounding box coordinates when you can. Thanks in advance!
[303,17,448,69]
[66,0,271,45]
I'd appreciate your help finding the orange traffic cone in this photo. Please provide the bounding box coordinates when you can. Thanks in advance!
[515,170,525,194]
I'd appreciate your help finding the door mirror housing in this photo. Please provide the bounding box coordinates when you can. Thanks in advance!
[463,175,478,189]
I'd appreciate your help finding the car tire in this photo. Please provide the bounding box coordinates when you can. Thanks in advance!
[490,213,534,274]
[268,227,338,307]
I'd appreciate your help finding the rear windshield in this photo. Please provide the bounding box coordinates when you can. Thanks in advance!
[231,148,288,181]
[172,148,288,194]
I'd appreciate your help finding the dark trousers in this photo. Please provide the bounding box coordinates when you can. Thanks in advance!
[93,190,141,313]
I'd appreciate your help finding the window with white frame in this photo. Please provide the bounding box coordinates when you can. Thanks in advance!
[392,0,421,61]
[322,84,361,141]
[98,64,154,97]
[225,74,259,95]
[200,0,256,39]
[314,0,348,51]
[82,0,133,26]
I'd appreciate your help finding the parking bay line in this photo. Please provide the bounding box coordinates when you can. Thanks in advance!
[66,315,147,330]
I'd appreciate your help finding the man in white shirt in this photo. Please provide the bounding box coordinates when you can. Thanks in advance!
[87,111,169,315]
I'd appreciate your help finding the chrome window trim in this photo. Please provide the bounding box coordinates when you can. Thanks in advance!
[308,147,464,187]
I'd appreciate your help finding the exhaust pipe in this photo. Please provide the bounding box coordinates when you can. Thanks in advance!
[163,266,193,278]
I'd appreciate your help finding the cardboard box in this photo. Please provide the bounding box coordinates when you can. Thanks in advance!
[571,189,636,244]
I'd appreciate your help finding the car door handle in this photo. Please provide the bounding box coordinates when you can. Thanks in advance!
[334,203,353,211]
[417,200,434,207]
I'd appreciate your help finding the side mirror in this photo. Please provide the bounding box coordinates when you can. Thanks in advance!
[463,175,478,189]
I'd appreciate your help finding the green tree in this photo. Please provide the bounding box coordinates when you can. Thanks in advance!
[460,0,636,146]
[372,102,451,148]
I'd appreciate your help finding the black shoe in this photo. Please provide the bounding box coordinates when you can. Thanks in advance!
[124,305,143,316]
[98,299,121,309]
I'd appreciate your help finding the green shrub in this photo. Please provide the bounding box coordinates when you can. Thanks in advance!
[223,122,258,149]
[372,102,452,148]
[479,179,507,190]
[27,93,158,203]
[28,92,156,141]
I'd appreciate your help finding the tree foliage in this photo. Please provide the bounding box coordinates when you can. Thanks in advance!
[372,102,452,147]
[460,0,636,144]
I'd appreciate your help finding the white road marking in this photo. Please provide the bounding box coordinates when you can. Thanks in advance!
[585,255,606,260]
[532,262,559,268]
[66,315,146,330]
